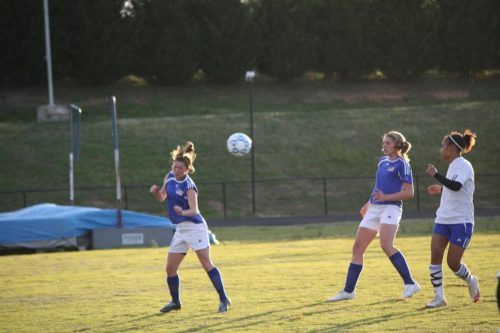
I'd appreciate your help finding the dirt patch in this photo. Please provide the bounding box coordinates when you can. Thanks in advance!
[426,90,469,100]
[302,81,473,104]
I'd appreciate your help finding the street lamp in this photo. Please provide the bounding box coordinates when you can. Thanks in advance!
[246,71,256,215]
[37,0,66,122]
[43,0,54,107]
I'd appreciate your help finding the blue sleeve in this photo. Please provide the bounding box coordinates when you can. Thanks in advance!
[400,160,413,184]
[186,178,198,193]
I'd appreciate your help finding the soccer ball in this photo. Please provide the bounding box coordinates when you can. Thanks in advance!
[226,133,252,157]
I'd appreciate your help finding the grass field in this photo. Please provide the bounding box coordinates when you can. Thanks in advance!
[1,218,499,333]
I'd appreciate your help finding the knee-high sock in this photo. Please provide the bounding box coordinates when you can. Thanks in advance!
[344,263,363,293]
[207,267,228,302]
[389,251,415,285]
[430,264,444,298]
[167,275,180,304]
[454,263,472,283]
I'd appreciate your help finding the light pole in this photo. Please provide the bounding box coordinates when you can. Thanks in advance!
[38,0,65,122]
[68,104,82,205]
[246,71,256,215]
[43,0,54,106]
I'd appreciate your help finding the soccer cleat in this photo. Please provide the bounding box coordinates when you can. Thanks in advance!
[467,275,480,303]
[328,290,356,302]
[402,282,421,299]
[218,297,231,313]
[426,295,447,308]
[160,301,181,313]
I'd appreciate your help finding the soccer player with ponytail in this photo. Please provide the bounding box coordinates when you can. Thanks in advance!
[425,129,479,308]
[150,141,230,313]
[329,131,420,302]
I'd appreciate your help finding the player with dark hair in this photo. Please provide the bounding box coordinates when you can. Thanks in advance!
[497,270,500,314]
[150,141,230,313]
[329,131,420,302]
[425,129,479,308]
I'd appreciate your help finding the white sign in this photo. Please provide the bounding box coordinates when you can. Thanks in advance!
[122,233,144,245]
[245,71,256,81]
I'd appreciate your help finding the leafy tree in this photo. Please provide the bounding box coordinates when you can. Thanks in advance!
[68,0,132,85]
[253,0,316,81]
[312,0,376,80]
[195,0,259,84]
[371,0,439,80]
[130,0,200,85]
[0,0,45,85]
[436,0,500,77]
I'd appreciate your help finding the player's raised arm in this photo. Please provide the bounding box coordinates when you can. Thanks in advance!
[150,183,167,202]
[174,189,199,217]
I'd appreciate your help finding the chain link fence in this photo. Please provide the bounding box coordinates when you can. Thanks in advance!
[1,174,499,219]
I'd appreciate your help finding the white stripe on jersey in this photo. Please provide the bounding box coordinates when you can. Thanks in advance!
[380,157,409,182]
[164,173,173,185]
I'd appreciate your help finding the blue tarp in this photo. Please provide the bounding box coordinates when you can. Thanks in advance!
[0,203,175,245]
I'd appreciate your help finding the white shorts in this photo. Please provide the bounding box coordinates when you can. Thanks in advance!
[169,222,210,253]
[359,204,402,232]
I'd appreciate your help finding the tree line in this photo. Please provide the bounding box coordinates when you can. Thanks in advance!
[1,0,499,86]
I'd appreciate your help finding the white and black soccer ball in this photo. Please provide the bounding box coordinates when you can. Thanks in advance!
[226,132,252,157]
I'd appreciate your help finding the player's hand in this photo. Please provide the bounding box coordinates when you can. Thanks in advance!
[360,203,369,218]
[427,184,442,195]
[372,190,385,202]
[426,164,438,176]
[150,185,159,194]
[173,205,183,215]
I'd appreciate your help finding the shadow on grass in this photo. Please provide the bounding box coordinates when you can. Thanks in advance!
[74,313,162,332]
[307,305,448,333]
[167,301,325,333]
[174,298,449,333]
[77,297,450,333]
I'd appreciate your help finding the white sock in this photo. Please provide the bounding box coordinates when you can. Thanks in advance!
[454,263,472,283]
[430,264,444,299]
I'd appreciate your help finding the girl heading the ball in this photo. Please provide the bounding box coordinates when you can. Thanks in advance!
[150,141,230,313]
[329,131,420,302]
[424,129,479,308]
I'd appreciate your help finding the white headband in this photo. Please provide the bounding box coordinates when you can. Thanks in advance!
[449,135,463,151]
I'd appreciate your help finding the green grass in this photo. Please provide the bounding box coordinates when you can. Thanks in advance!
[210,216,500,242]
[0,218,499,332]
[1,78,500,217]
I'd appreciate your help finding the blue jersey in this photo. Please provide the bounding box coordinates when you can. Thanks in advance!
[369,156,413,207]
[164,171,205,224]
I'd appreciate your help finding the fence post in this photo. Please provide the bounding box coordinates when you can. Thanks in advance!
[222,182,227,218]
[124,185,129,210]
[415,175,420,211]
[323,178,328,216]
